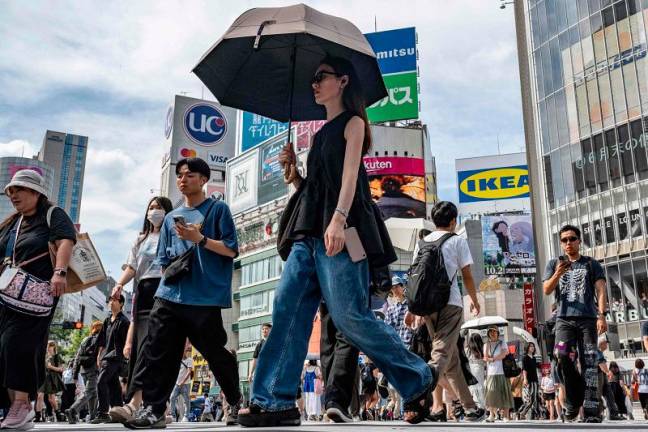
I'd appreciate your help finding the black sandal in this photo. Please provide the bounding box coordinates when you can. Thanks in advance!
[238,403,301,427]
[404,365,438,425]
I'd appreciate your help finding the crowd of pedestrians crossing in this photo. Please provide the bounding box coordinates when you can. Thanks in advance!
[1,56,648,431]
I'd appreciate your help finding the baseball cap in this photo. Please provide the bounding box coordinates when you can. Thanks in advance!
[391,276,404,286]
[4,169,48,198]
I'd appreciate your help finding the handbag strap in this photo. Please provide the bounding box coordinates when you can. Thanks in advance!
[3,216,50,268]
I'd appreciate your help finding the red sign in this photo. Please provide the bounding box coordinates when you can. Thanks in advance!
[523,282,535,333]
[363,156,425,176]
[295,121,326,151]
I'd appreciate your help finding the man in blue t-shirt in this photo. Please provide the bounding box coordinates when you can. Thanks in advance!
[125,158,241,429]
[542,224,609,423]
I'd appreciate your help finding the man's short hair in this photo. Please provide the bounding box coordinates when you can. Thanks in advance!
[636,358,645,369]
[110,294,125,305]
[431,201,458,228]
[176,157,211,180]
[261,323,272,329]
[559,224,581,239]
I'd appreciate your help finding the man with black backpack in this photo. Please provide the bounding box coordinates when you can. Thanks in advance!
[410,201,484,422]
[542,224,608,423]
[66,320,104,424]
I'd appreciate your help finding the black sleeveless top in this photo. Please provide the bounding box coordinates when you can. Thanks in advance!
[282,111,394,263]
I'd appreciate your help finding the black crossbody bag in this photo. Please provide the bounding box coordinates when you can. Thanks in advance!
[163,200,216,284]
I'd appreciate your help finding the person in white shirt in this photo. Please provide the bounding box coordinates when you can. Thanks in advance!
[540,370,556,420]
[483,326,514,422]
[412,201,485,422]
[170,346,194,422]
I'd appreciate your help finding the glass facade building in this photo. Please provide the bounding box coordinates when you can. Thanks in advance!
[37,130,88,223]
[520,0,648,357]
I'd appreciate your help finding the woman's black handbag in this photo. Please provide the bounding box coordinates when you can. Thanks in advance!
[503,353,522,378]
[163,200,216,284]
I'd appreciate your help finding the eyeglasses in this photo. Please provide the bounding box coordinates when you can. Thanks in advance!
[311,71,341,85]
[560,236,579,243]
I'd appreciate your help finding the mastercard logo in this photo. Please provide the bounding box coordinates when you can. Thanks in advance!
[180,148,197,158]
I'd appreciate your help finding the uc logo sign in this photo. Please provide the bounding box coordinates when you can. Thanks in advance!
[458,166,530,203]
[183,103,227,146]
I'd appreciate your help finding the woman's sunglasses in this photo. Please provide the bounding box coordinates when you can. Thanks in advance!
[311,71,342,85]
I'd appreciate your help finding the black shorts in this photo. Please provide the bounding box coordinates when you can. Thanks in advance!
[543,392,556,401]
[640,392,648,410]
[641,320,648,338]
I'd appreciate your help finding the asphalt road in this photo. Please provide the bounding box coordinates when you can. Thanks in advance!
[27,419,644,432]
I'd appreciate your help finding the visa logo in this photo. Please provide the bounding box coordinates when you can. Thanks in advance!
[208,152,228,166]
[458,166,530,202]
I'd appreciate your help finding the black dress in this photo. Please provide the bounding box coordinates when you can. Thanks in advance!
[0,205,76,399]
[278,111,396,267]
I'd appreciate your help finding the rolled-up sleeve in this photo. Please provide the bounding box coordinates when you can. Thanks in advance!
[155,218,172,267]
[216,203,239,258]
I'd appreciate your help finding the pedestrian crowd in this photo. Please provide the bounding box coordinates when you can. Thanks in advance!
[1,56,648,431]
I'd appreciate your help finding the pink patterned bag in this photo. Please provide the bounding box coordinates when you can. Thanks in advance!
[0,216,54,317]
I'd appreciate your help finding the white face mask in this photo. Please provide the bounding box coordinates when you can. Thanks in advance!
[147,209,166,227]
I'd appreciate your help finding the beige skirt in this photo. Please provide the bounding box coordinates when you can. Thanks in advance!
[485,374,514,409]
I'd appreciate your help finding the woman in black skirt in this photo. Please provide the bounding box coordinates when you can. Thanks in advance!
[37,340,65,421]
[0,169,76,430]
[107,196,172,423]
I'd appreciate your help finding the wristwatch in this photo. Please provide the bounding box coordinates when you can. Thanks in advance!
[198,235,208,248]
[54,268,67,277]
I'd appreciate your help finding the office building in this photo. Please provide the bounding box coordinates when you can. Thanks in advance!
[0,157,54,220]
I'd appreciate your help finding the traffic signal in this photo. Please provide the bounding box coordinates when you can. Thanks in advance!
[62,321,84,330]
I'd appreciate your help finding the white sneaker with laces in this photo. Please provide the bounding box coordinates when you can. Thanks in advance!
[0,400,35,430]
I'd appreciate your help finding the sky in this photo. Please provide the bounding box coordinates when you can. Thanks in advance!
[0,0,525,287]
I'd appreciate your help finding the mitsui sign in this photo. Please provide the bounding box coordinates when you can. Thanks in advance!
[365,27,418,123]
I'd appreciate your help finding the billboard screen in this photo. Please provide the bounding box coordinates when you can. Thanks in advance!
[457,165,530,203]
[364,27,417,75]
[481,214,535,275]
[365,156,426,219]
[257,133,289,205]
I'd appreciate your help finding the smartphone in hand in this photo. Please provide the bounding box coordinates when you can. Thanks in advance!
[173,215,187,227]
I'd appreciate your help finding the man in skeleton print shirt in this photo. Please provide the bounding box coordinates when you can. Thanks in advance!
[542,225,609,423]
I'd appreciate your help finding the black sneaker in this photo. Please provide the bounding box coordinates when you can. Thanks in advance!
[89,413,112,424]
[124,406,166,429]
[464,408,486,422]
[65,408,79,425]
[580,416,602,423]
[563,409,579,422]
[609,414,625,421]
[426,409,447,422]
[325,401,353,423]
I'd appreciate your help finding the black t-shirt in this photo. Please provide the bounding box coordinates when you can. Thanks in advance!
[523,355,538,383]
[0,206,76,282]
[542,255,605,319]
[253,339,265,359]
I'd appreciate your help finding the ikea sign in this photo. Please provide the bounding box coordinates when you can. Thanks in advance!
[458,165,530,203]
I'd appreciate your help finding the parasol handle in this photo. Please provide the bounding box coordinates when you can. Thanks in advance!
[283,118,297,184]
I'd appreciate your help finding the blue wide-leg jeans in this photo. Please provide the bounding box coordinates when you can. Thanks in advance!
[251,238,431,411]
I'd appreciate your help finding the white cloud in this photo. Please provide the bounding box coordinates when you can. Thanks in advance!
[0,140,36,158]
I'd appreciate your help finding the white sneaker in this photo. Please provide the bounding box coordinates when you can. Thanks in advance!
[181,416,189,422]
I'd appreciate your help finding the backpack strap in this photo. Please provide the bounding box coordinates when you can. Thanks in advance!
[430,232,456,248]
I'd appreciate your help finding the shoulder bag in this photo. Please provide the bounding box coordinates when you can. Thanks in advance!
[0,216,55,316]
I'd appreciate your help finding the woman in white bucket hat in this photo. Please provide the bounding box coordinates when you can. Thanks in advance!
[0,169,76,429]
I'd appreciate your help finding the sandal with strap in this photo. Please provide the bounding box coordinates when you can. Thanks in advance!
[238,403,301,427]
[404,365,437,424]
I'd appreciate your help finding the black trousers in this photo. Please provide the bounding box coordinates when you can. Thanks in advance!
[138,298,240,416]
[319,301,360,412]
[97,359,123,414]
[127,278,160,398]
[555,318,599,418]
